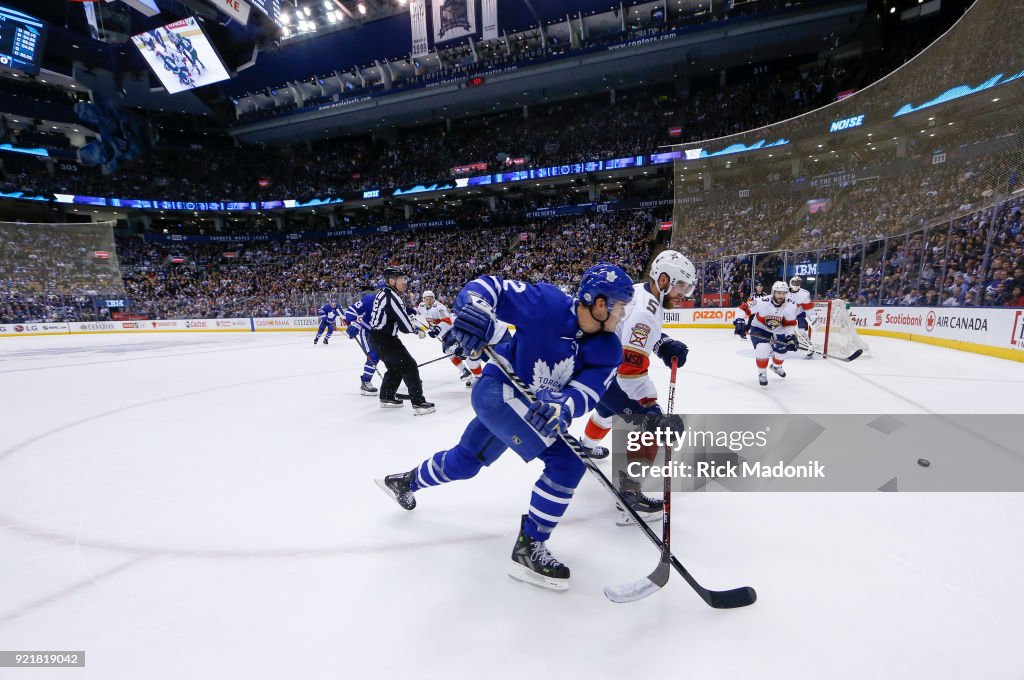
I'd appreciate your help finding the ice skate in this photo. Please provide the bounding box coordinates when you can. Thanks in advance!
[508,515,569,591]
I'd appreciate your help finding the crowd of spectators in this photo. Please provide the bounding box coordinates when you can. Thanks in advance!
[0,12,955,205]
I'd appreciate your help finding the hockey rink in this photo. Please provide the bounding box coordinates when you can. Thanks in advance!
[1,329,1022,679]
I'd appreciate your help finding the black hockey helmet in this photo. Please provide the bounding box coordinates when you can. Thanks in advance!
[382,266,407,281]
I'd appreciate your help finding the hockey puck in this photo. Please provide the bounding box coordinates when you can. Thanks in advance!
[917,458,931,468]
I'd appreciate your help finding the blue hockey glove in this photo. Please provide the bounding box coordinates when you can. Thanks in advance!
[733,318,748,339]
[772,334,795,354]
[796,311,808,330]
[654,337,689,368]
[787,334,800,352]
[427,324,443,338]
[526,389,572,438]
[345,324,359,339]
[450,295,495,354]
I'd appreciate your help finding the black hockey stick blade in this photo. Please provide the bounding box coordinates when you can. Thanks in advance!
[604,559,670,603]
[828,348,863,362]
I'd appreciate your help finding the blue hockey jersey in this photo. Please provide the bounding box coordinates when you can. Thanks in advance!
[343,293,376,329]
[455,276,622,419]
[318,303,341,324]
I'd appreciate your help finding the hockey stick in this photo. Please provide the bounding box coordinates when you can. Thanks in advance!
[603,356,678,603]
[483,347,757,609]
[416,354,452,368]
[798,340,863,362]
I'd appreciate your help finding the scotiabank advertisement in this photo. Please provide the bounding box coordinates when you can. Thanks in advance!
[852,306,1024,355]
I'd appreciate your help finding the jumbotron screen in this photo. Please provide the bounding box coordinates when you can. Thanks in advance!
[0,4,46,76]
[131,17,231,94]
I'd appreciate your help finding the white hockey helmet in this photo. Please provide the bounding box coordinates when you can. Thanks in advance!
[789,276,802,292]
[649,250,697,297]
[771,280,789,304]
[422,290,435,300]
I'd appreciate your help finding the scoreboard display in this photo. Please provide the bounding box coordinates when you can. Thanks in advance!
[0,4,46,76]
[248,0,284,25]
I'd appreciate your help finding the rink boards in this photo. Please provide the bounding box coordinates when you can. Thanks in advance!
[3,307,1024,361]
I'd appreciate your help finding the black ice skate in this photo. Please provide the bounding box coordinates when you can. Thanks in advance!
[458,366,472,382]
[616,470,664,526]
[582,444,609,459]
[379,396,404,408]
[360,380,378,396]
[508,515,570,591]
[412,400,435,416]
[770,364,786,378]
[323,336,329,345]
[313,336,320,345]
[759,371,768,388]
[374,470,417,510]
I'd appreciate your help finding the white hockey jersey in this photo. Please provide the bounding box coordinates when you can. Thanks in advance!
[416,301,454,335]
[615,282,665,403]
[787,287,814,315]
[739,297,798,336]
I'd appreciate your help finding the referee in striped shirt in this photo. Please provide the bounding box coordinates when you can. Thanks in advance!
[368,266,435,415]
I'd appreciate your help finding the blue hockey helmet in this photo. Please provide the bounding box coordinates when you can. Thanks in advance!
[577,263,634,308]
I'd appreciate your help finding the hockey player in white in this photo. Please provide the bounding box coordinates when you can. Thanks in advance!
[580,250,696,524]
[734,281,799,387]
[787,276,815,357]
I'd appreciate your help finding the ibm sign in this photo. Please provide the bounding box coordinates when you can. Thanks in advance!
[828,115,865,133]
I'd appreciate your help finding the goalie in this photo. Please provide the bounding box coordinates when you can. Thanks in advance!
[733,281,798,388]
[787,276,815,357]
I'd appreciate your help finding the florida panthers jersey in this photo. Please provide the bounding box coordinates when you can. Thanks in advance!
[456,276,622,419]
[614,282,665,403]
[416,301,454,335]
[739,297,798,336]
[787,287,814,314]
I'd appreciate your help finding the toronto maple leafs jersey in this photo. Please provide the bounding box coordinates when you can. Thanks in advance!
[615,282,664,403]
[343,293,376,330]
[318,303,341,324]
[455,275,622,419]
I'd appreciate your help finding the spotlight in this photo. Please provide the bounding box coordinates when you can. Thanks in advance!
[303,6,312,15]
[358,2,366,14]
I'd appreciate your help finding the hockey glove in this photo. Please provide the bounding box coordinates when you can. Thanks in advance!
[787,334,801,352]
[345,324,359,339]
[733,318,749,339]
[796,311,808,330]
[451,295,495,354]
[526,389,572,438]
[654,337,689,368]
[772,335,795,354]
[427,324,443,338]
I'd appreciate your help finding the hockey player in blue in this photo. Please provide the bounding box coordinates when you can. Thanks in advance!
[314,301,341,345]
[343,288,382,396]
[376,263,634,591]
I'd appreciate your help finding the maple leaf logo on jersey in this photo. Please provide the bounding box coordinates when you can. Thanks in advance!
[629,322,651,347]
[530,357,575,393]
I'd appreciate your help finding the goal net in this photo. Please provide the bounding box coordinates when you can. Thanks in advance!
[806,299,871,359]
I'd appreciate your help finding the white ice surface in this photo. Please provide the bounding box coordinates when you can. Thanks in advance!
[1,330,1023,679]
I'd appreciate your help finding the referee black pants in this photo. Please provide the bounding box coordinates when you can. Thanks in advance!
[367,331,425,404]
